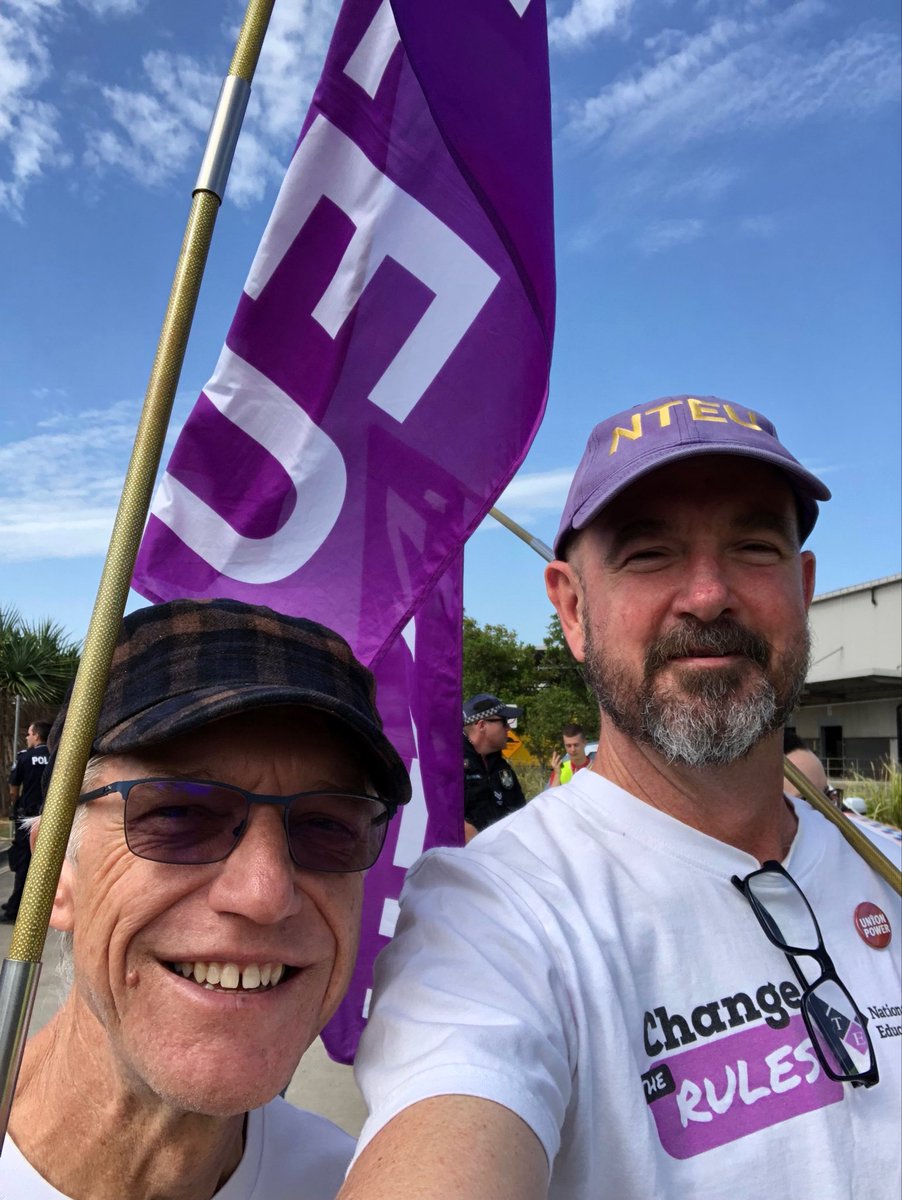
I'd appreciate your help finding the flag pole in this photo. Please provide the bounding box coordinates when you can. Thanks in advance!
[489,506,553,562]
[0,0,276,1146]
[491,507,901,897]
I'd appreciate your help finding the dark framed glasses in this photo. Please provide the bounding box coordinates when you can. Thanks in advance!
[80,777,396,874]
[732,861,879,1088]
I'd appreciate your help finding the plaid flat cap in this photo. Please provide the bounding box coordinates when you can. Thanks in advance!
[49,598,411,805]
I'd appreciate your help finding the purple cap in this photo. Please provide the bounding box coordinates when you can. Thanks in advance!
[554,396,830,556]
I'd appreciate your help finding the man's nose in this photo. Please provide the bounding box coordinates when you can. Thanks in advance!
[206,804,302,925]
[672,553,735,624]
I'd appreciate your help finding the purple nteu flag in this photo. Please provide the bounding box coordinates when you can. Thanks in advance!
[133,0,554,1059]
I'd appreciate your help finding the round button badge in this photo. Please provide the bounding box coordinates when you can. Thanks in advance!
[853,902,892,950]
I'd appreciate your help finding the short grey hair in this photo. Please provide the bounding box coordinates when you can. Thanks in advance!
[25,756,108,995]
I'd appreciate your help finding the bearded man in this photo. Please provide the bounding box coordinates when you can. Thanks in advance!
[339,397,901,1200]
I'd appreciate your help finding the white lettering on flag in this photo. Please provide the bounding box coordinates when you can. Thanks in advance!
[245,115,500,423]
[344,0,400,98]
[379,897,401,939]
[153,347,346,582]
[392,619,430,869]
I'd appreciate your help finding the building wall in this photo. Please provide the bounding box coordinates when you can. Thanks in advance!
[792,699,899,774]
[807,576,901,685]
[791,575,901,776]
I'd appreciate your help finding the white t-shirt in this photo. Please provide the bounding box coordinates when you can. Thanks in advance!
[355,771,902,1199]
[0,1097,353,1199]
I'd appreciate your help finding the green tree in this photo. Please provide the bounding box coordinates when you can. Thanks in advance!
[0,607,80,794]
[461,615,537,711]
[526,615,599,764]
[461,613,599,768]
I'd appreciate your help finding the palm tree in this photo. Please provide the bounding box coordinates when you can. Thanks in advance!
[0,606,80,782]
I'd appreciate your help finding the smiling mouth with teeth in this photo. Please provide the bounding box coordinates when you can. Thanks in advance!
[166,961,291,991]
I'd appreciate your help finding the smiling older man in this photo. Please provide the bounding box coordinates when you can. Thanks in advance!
[2,598,410,1200]
[341,398,901,1200]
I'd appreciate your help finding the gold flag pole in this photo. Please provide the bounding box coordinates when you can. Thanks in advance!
[491,506,901,897]
[0,0,276,1146]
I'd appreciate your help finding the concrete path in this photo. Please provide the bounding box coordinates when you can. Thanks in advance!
[0,857,367,1136]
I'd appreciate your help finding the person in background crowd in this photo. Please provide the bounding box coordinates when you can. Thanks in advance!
[782,729,841,808]
[549,723,594,786]
[340,396,901,1200]
[2,598,410,1200]
[462,693,526,841]
[4,720,51,922]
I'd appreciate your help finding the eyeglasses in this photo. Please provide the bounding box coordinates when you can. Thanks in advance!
[80,778,396,874]
[732,862,878,1088]
[823,785,842,807]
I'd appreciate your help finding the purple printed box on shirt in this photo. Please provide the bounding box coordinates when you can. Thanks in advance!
[646,1014,843,1159]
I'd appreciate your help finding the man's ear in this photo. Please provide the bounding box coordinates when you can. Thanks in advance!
[545,560,586,662]
[30,818,76,933]
[800,550,816,610]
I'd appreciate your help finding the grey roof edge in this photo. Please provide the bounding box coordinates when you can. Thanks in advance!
[812,573,902,604]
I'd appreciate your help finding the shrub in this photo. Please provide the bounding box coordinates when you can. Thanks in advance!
[844,760,901,829]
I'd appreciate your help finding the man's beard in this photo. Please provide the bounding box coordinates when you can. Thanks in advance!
[583,616,810,767]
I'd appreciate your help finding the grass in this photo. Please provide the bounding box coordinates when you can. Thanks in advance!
[843,761,902,828]
[517,762,551,801]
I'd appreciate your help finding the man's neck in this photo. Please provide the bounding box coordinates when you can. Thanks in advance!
[593,722,797,864]
[11,1000,245,1200]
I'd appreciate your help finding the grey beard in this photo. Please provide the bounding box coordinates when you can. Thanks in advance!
[584,616,810,768]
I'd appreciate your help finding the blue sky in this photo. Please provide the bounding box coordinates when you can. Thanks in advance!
[1,0,900,648]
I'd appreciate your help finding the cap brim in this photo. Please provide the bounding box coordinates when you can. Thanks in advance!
[93,684,411,805]
[563,442,830,553]
[499,705,522,720]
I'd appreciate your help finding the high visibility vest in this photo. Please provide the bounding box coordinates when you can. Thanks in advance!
[560,755,592,784]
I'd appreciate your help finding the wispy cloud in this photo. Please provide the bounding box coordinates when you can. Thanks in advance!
[739,213,778,237]
[0,394,192,562]
[558,2,900,257]
[567,4,901,154]
[664,163,740,202]
[0,0,66,217]
[637,216,705,254]
[800,459,842,478]
[84,51,219,187]
[76,0,145,14]
[2,0,340,216]
[488,467,575,526]
[549,0,635,49]
[83,0,340,206]
[31,385,69,400]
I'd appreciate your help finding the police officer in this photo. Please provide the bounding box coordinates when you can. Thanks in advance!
[4,720,50,921]
[463,694,526,840]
